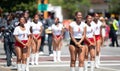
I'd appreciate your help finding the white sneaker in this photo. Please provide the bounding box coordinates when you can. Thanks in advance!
[58,59,62,62]
[49,54,53,56]
[95,64,99,68]
[26,66,29,71]
[39,52,44,55]
[35,62,38,65]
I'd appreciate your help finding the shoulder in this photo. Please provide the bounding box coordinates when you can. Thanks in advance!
[52,24,55,26]
[14,26,20,31]
[70,21,76,27]
[81,21,87,27]
[38,22,42,25]
[98,20,103,25]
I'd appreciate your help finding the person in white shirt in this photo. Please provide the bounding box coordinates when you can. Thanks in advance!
[51,17,64,62]
[99,17,107,45]
[69,11,86,71]
[13,16,31,71]
[24,16,32,71]
[30,14,43,65]
[84,15,96,71]
[92,13,103,68]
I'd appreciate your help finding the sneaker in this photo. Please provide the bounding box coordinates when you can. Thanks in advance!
[49,53,53,56]
[95,64,99,68]
[58,59,62,62]
[39,52,44,55]
[26,66,29,71]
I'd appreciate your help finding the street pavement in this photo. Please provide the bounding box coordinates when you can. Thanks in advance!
[0,38,120,71]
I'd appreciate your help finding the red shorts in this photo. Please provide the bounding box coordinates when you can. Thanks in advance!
[95,35,101,41]
[15,40,28,48]
[53,35,61,38]
[34,34,41,40]
[84,38,94,45]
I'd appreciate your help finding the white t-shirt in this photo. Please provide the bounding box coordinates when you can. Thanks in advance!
[30,21,42,34]
[70,21,86,39]
[13,26,30,40]
[24,21,32,30]
[51,23,64,36]
[86,22,95,38]
[91,20,102,35]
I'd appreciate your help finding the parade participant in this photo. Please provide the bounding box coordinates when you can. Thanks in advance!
[51,17,64,62]
[30,14,43,65]
[84,15,96,71]
[13,16,30,71]
[69,11,86,71]
[93,13,103,68]
[23,11,32,71]
[99,17,107,45]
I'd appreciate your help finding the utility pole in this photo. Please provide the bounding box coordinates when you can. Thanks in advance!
[44,0,48,19]
[37,0,48,19]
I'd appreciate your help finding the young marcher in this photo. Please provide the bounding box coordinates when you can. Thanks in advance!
[13,16,31,71]
[30,14,43,65]
[69,11,86,71]
[92,13,103,68]
[84,15,96,71]
[51,17,64,62]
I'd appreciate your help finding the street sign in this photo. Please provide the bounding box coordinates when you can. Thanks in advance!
[38,4,48,11]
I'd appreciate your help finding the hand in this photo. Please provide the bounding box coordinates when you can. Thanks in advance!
[78,44,84,48]
[75,42,79,46]
[60,35,63,39]
[22,43,26,48]
[33,36,38,42]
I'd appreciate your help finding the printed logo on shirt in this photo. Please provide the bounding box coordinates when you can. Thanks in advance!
[78,28,80,32]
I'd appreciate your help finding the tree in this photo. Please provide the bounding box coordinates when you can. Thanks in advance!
[109,0,120,14]
[49,0,91,19]
[0,0,38,16]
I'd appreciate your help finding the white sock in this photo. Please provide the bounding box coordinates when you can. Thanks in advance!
[95,56,99,68]
[26,57,30,66]
[78,67,84,71]
[98,54,101,65]
[31,53,35,65]
[57,51,61,62]
[91,61,95,71]
[35,53,39,65]
[84,61,88,71]
[21,64,26,71]
[26,57,30,71]
[53,51,57,62]
[70,67,75,71]
[17,64,21,71]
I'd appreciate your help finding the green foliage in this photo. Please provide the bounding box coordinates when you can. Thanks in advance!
[49,0,91,18]
[109,0,120,14]
[0,0,37,16]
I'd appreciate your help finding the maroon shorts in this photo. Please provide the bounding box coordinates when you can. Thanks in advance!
[15,40,28,48]
[95,35,101,41]
[84,38,94,45]
[53,35,61,38]
[34,34,41,40]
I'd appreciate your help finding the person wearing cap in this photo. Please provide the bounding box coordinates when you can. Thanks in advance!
[109,15,120,47]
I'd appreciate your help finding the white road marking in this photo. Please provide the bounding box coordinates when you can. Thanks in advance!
[100,67,119,71]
